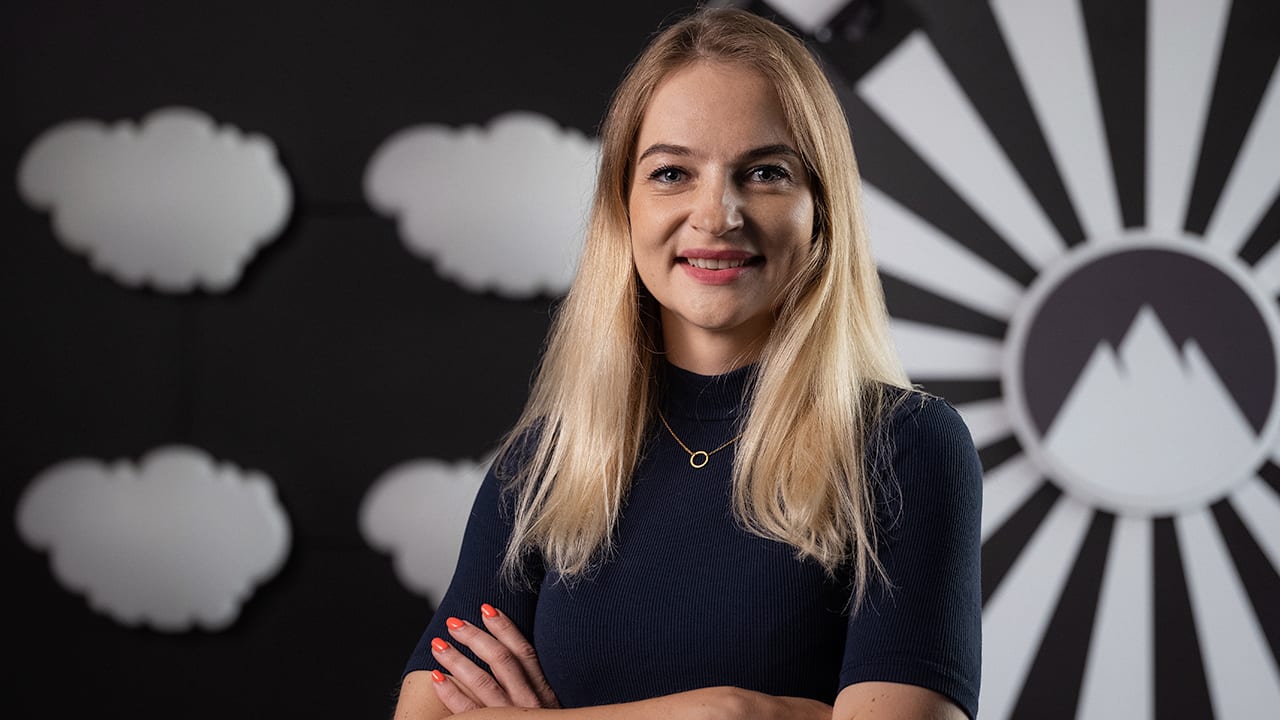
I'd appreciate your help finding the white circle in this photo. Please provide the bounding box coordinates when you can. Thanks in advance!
[1002,235,1280,516]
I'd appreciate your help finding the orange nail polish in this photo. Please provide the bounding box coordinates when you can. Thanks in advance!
[446,617,465,630]
[431,637,450,652]
[431,669,445,683]
[481,603,498,618]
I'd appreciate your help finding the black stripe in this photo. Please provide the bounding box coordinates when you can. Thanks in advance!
[1209,498,1280,670]
[831,84,1039,286]
[1011,510,1116,720]
[879,272,1009,339]
[977,434,1021,475]
[910,378,1003,405]
[1153,516,1215,720]
[1081,0,1146,229]
[981,480,1060,606]
[910,0,1085,247]
[1238,191,1280,266]
[1184,0,1280,235]
[1261,460,1280,496]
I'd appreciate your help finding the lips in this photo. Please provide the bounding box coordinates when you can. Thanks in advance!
[676,249,763,284]
[686,256,750,270]
[678,249,761,265]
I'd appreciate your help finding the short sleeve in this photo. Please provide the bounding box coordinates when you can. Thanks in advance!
[401,456,544,679]
[839,394,983,719]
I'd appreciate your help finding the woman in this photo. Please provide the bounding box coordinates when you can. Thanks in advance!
[394,7,981,719]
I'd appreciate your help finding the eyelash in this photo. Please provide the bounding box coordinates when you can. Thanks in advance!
[747,164,791,183]
[646,164,793,184]
[649,165,687,183]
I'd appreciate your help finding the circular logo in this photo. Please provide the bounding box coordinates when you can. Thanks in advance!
[1004,237,1280,515]
[784,0,1280,715]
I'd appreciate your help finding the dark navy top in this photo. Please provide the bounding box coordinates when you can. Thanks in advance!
[404,362,982,718]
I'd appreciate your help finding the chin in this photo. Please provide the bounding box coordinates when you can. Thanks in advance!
[694,313,770,336]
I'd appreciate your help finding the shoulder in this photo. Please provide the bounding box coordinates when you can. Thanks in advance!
[874,386,978,460]
[847,388,983,719]
[868,386,982,512]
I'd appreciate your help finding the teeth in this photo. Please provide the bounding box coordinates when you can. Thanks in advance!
[686,257,748,270]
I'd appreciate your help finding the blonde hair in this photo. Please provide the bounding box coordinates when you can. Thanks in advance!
[495,6,909,604]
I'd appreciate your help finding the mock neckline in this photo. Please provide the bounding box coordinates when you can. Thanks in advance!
[659,360,756,421]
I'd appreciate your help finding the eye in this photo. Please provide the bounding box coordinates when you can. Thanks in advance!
[648,165,687,184]
[747,164,792,183]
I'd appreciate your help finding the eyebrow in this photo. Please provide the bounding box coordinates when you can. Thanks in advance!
[636,142,800,163]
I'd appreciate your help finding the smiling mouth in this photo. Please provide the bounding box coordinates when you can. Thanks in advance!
[678,256,764,270]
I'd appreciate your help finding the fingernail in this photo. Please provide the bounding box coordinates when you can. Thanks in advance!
[431,637,450,652]
[480,603,498,618]
[431,669,445,683]
[446,617,465,630]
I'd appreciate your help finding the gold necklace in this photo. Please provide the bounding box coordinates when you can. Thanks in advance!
[657,409,744,469]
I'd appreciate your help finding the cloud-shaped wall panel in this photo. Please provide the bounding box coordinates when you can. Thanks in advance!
[15,446,291,632]
[16,107,292,292]
[359,457,488,604]
[365,111,597,298]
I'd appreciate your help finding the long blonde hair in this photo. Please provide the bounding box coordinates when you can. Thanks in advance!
[496,7,909,604]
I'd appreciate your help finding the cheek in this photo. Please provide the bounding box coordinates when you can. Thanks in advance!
[630,195,664,232]
[627,195,649,242]
[627,198,644,256]
[768,199,816,252]
[627,205,659,278]
[796,196,816,238]
[628,198,678,262]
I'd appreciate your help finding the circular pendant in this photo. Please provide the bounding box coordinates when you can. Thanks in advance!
[689,451,710,468]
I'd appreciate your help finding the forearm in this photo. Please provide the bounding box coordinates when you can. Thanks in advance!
[400,685,830,720]
[449,688,736,720]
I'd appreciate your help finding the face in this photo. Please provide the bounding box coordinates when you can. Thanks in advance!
[628,60,814,366]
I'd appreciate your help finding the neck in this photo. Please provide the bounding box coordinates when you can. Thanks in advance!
[660,312,770,375]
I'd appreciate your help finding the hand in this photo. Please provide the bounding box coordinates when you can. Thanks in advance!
[429,603,561,713]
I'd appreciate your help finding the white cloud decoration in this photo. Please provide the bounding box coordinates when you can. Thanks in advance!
[16,107,292,292]
[364,111,598,297]
[15,446,291,632]
[359,456,489,604]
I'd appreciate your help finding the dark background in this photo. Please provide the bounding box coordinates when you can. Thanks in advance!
[4,2,700,717]
[7,1,1279,718]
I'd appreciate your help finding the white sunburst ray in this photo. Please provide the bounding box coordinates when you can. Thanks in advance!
[889,319,1003,380]
[856,32,1068,275]
[990,0,1124,244]
[1252,241,1280,297]
[979,493,1094,720]
[1076,514,1154,720]
[1204,56,1280,256]
[862,183,1025,321]
[1147,0,1233,238]
[979,453,1040,544]
[755,0,845,36]
[1176,508,1280,718]
[1230,471,1280,574]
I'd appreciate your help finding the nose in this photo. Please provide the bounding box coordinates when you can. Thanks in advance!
[689,173,744,237]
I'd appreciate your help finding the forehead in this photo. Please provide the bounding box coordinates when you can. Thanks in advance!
[634,60,795,155]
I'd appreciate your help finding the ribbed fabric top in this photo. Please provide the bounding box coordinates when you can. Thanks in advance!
[404,362,982,718]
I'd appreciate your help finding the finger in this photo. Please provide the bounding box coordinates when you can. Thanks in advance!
[429,669,481,715]
[442,669,485,707]
[444,617,543,708]
[430,636,510,707]
[479,603,560,708]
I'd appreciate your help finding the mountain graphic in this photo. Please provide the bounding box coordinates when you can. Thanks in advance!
[1043,305,1256,504]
